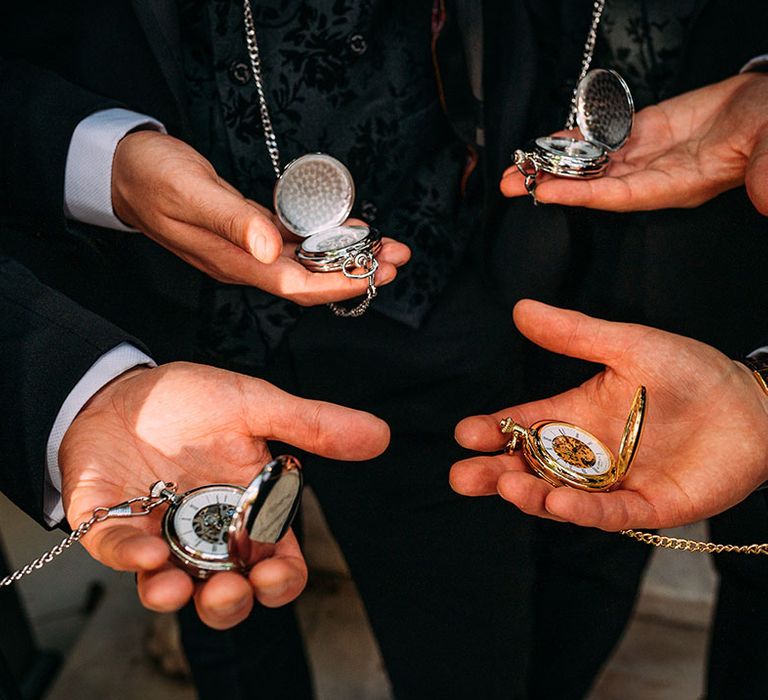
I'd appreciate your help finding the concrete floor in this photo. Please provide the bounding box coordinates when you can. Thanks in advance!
[1,490,716,699]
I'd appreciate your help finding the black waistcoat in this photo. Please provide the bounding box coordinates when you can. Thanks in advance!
[178,0,477,366]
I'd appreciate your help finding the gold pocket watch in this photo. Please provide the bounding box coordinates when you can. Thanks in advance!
[500,386,646,491]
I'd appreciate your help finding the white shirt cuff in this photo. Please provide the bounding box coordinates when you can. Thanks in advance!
[44,342,156,527]
[63,108,166,232]
[741,55,768,73]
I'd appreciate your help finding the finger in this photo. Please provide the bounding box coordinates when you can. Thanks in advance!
[194,572,255,630]
[746,132,768,216]
[529,169,697,211]
[455,382,592,452]
[496,471,565,521]
[543,487,659,531]
[248,530,307,607]
[455,414,510,452]
[271,247,401,305]
[449,454,527,496]
[500,169,531,197]
[137,565,195,612]
[174,177,283,263]
[84,524,170,572]
[240,381,391,460]
[513,299,645,366]
[378,238,412,267]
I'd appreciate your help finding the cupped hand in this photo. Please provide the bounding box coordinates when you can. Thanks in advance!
[60,362,391,629]
[501,72,768,214]
[112,131,410,305]
[450,300,768,530]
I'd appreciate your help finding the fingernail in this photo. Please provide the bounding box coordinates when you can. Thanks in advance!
[253,234,269,261]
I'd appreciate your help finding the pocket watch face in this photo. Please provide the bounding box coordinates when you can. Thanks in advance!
[535,136,603,160]
[302,225,368,254]
[171,485,243,561]
[537,423,612,477]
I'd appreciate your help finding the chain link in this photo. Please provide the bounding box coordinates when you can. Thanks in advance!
[564,0,607,131]
[0,483,178,587]
[621,529,768,555]
[243,0,282,180]
[513,150,540,204]
[327,253,378,318]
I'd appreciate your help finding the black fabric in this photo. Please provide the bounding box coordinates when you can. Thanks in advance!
[178,0,477,365]
[0,256,143,527]
[0,650,21,700]
[706,491,768,699]
[212,257,648,699]
[0,1,767,698]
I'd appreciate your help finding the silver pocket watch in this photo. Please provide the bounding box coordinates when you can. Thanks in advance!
[274,153,382,318]
[513,69,634,201]
[162,455,303,578]
[1,455,303,587]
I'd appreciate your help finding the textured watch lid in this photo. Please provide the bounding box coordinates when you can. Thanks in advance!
[575,69,634,152]
[274,153,355,238]
[615,385,647,482]
[227,455,303,564]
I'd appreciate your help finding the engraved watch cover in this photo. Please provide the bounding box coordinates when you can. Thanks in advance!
[274,153,355,237]
[575,68,634,152]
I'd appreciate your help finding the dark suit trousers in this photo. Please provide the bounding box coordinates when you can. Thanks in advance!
[177,258,650,699]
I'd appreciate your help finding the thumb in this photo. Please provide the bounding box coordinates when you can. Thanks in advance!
[241,378,391,461]
[513,299,638,366]
[746,131,768,217]
[182,177,283,263]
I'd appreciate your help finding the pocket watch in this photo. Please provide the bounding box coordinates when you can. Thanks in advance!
[1,455,304,588]
[500,386,646,491]
[161,455,303,578]
[513,69,634,201]
[274,153,382,317]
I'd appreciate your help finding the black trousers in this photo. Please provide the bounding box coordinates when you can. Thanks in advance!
[707,491,768,700]
[179,259,650,699]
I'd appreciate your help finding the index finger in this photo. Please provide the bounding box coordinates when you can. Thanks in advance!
[238,379,391,461]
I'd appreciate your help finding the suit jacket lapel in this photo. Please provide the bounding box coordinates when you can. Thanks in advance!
[131,0,190,133]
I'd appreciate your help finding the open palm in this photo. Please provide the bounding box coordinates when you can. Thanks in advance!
[59,361,390,628]
[501,72,768,214]
[451,300,768,530]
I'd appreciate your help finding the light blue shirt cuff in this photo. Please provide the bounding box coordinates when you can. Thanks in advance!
[63,107,166,231]
[44,342,156,527]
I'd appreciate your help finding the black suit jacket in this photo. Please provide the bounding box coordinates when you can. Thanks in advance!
[0,256,140,526]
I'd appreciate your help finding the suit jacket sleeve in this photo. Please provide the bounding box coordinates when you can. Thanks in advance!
[0,56,121,233]
[0,256,147,526]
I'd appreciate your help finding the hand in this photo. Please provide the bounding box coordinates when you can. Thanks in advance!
[501,73,768,214]
[451,300,768,530]
[112,131,411,305]
[60,361,390,629]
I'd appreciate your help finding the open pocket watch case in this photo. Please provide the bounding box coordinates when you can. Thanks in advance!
[514,68,634,183]
[500,386,646,492]
[161,455,303,579]
[274,153,382,275]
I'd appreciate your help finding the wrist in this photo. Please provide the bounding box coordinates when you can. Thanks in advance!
[111,130,166,228]
[81,365,150,413]
[741,352,768,398]
[734,357,768,485]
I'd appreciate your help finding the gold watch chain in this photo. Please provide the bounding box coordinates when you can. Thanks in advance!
[621,529,768,555]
